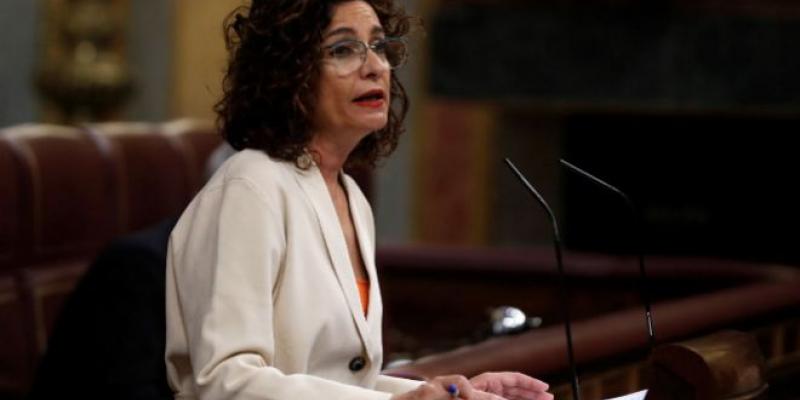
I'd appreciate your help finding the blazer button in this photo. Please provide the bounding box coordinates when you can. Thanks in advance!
[348,356,366,372]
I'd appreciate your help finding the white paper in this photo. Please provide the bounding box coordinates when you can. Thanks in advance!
[604,389,648,400]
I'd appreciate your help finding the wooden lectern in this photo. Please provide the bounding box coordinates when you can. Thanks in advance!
[646,330,768,400]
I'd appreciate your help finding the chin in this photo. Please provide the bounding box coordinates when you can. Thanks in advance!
[359,116,389,133]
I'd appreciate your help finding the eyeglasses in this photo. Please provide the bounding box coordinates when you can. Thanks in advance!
[321,37,408,75]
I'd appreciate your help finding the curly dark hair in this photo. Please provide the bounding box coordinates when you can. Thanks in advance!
[215,0,413,169]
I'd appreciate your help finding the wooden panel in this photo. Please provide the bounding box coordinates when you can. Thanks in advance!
[383,281,800,400]
[415,101,494,244]
[377,246,798,357]
[648,331,768,400]
[171,0,243,119]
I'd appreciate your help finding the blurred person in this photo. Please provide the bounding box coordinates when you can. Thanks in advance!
[26,217,177,400]
[26,142,237,400]
[165,1,554,400]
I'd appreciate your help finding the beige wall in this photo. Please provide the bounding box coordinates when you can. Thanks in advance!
[171,0,245,119]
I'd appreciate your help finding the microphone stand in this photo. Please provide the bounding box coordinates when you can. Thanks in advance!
[560,159,656,351]
[504,158,581,400]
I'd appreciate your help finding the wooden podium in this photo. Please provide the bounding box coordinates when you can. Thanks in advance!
[646,330,768,400]
[382,280,799,400]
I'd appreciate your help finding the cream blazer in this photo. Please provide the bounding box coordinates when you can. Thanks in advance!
[165,149,421,399]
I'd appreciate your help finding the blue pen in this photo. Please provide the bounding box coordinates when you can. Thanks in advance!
[447,383,459,398]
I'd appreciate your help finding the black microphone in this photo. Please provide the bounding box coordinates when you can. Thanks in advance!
[560,159,656,351]
[504,158,581,400]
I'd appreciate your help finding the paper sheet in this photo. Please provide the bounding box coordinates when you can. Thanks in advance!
[604,389,648,400]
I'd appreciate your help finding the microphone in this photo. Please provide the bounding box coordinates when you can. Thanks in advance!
[504,158,581,400]
[560,159,656,351]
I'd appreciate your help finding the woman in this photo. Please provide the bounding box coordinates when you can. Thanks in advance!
[165,1,554,399]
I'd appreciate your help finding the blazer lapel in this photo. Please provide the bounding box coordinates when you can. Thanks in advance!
[292,164,375,360]
[342,176,382,336]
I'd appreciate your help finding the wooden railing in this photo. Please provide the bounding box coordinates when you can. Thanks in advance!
[383,279,800,399]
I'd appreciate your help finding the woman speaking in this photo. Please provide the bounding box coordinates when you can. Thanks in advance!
[165,1,553,399]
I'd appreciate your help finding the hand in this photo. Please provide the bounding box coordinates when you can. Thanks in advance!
[470,372,553,400]
[390,375,507,400]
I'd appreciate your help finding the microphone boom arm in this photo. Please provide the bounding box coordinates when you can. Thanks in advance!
[560,159,656,351]
[504,158,581,400]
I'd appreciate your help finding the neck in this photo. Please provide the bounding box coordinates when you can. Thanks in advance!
[308,129,364,186]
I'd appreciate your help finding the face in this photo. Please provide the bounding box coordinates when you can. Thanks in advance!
[312,1,391,141]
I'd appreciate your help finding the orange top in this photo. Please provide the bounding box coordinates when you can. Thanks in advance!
[356,278,370,316]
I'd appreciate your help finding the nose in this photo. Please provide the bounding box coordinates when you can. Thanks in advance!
[360,47,390,80]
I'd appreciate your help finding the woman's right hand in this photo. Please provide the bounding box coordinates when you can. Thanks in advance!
[390,375,507,400]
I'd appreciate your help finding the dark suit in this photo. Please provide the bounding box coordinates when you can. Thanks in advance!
[27,218,177,400]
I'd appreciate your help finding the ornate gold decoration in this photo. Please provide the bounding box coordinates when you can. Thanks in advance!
[37,0,132,123]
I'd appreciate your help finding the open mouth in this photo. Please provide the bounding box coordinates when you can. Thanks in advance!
[353,90,385,104]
